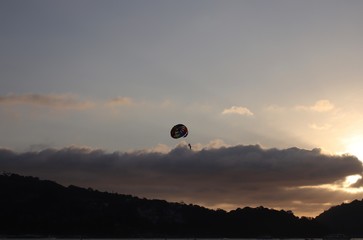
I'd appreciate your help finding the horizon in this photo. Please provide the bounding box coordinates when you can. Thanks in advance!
[1,0,363,218]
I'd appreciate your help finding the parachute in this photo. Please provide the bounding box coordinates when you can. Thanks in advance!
[170,124,188,139]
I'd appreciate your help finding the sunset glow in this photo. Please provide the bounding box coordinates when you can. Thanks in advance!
[343,135,363,162]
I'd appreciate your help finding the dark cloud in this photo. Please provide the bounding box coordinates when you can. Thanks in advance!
[0,145,362,217]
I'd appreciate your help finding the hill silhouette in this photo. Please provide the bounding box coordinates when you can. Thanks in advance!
[316,199,363,236]
[0,173,361,237]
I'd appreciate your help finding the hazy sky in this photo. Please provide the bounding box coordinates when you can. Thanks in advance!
[1,0,363,217]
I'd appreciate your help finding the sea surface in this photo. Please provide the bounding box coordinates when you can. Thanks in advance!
[2,238,363,240]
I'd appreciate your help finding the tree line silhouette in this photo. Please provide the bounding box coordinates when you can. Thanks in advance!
[1,173,362,238]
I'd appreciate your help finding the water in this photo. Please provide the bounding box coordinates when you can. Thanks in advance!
[2,238,363,240]
[1,239,361,240]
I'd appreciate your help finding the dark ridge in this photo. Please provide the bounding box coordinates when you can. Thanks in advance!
[0,172,357,238]
[315,199,363,236]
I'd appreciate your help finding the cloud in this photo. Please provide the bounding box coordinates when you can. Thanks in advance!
[106,96,133,106]
[0,93,94,110]
[222,106,253,116]
[0,144,362,217]
[296,100,335,112]
[351,176,363,188]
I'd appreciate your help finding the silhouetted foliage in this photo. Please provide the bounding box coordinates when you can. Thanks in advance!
[0,173,354,237]
[316,199,363,237]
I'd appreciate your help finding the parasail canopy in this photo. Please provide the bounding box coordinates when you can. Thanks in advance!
[170,124,188,139]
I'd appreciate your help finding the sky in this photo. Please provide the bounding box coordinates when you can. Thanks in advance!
[1,0,363,217]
